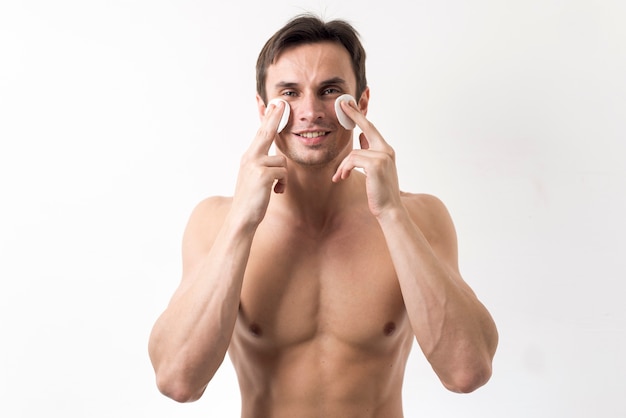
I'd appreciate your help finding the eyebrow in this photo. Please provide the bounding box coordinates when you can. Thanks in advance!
[320,77,348,88]
[274,77,349,90]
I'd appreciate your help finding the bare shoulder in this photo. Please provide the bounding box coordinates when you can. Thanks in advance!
[185,196,233,237]
[181,196,233,272]
[400,192,454,227]
[189,196,233,222]
[400,192,459,269]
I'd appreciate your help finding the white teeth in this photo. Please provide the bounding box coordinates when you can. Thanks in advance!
[299,131,327,138]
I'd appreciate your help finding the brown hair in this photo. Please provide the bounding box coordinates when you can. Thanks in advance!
[256,14,367,103]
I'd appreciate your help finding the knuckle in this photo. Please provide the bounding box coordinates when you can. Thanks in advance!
[372,157,385,170]
[256,126,274,141]
[240,152,254,167]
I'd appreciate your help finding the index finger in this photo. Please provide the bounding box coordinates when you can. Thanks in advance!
[251,99,287,155]
[340,99,390,150]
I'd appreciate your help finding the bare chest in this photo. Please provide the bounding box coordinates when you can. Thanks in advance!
[234,218,408,351]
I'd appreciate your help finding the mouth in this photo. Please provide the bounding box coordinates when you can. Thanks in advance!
[293,130,332,146]
[295,131,331,139]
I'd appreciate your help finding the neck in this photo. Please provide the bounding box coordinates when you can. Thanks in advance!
[271,162,364,232]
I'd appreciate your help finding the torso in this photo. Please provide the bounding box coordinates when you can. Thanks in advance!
[227,186,415,418]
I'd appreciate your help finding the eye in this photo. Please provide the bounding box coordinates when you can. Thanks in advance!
[322,87,341,95]
[282,90,298,97]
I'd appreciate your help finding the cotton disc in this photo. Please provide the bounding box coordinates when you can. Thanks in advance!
[334,94,356,130]
[267,98,290,133]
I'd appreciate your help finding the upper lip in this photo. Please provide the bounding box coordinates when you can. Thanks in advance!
[294,131,331,140]
[293,127,333,136]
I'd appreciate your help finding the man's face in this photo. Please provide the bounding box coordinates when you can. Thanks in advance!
[259,41,368,168]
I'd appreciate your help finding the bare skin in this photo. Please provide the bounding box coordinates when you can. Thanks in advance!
[149,42,498,418]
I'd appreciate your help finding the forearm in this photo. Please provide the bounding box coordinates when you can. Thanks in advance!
[148,215,256,401]
[377,206,498,392]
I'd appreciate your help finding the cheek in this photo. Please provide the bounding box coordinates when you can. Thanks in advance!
[335,129,354,151]
[334,94,357,130]
[272,134,290,154]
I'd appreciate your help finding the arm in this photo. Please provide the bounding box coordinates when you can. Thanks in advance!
[333,101,498,393]
[377,194,498,392]
[148,100,288,402]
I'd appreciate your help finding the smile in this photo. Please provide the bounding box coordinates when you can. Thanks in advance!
[296,131,330,138]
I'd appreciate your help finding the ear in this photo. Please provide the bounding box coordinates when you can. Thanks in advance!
[256,94,267,121]
[357,87,370,117]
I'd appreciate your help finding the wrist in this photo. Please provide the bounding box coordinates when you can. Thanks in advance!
[375,203,410,225]
[224,209,263,238]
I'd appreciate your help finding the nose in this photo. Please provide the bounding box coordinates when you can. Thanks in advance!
[295,94,325,124]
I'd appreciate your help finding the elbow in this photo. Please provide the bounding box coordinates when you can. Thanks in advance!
[148,339,215,403]
[441,361,493,394]
[444,321,499,393]
[155,371,206,403]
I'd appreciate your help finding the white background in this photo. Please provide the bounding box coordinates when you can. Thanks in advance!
[1,0,625,417]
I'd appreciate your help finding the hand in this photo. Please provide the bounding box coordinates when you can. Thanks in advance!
[332,100,402,218]
[231,101,288,227]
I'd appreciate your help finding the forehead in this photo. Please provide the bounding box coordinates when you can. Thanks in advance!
[266,42,356,91]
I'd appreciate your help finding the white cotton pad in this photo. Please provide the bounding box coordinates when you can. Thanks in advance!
[267,98,290,133]
[334,94,357,130]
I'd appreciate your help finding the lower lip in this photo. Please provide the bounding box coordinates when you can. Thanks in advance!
[297,133,328,146]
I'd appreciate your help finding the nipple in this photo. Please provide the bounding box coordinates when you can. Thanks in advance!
[383,322,396,336]
[267,98,290,133]
[249,323,263,337]
[334,94,357,130]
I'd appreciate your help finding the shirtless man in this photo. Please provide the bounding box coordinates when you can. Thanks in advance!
[148,14,498,417]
